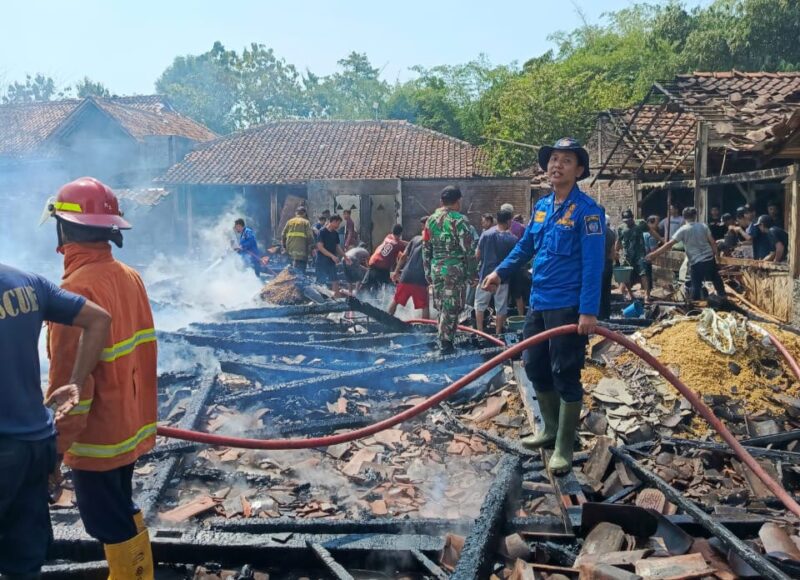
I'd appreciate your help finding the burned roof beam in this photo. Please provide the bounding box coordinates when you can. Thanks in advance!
[697,165,794,187]
[216,346,503,406]
[451,454,521,580]
[590,86,655,187]
[609,446,791,580]
[659,436,800,464]
[663,132,700,182]
[221,302,351,320]
[654,119,697,173]
[138,372,219,515]
[608,98,672,186]
[307,541,355,580]
[207,517,474,537]
[633,110,684,175]
[411,548,450,580]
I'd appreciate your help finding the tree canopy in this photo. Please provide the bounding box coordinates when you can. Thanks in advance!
[5,0,800,172]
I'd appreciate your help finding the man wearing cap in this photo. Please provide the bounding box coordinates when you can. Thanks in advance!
[616,209,651,303]
[423,186,478,354]
[45,177,158,578]
[282,206,315,273]
[482,138,605,475]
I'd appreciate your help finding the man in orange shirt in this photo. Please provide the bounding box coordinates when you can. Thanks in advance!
[46,177,157,579]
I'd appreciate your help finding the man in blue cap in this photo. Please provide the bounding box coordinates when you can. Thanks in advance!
[482,137,605,475]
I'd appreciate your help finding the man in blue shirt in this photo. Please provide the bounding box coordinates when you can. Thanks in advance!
[482,138,605,475]
[233,218,261,275]
[0,263,110,577]
[475,209,518,334]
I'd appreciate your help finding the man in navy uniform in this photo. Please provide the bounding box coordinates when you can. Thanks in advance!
[482,137,605,475]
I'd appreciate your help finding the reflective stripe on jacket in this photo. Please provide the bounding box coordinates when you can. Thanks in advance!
[47,242,158,471]
[282,217,315,261]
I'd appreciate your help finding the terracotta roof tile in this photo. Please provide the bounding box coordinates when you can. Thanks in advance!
[161,120,493,184]
[668,71,800,151]
[0,95,216,157]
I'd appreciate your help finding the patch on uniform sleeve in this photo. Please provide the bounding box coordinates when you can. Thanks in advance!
[423,227,431,242]
[533,211,547,223]
[584,214,602,235]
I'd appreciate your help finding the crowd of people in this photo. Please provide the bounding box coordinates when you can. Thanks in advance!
[0,137,606,579]
[608,199,789,306]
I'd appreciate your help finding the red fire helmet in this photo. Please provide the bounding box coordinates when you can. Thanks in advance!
[53,177,131,230]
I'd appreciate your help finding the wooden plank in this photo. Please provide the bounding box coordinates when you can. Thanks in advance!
[694,122,709,221]
[739,268,793,322]
[789,164,800,278]
[697,165,793,187]
[718,256,789,271]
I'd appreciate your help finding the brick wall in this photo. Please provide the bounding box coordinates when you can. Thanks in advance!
[401,178,531,237]
[581,178,637,226]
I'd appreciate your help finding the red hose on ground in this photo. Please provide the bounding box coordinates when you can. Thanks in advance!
[406,318,506,347]
[767,333,800,384]
[157,323,800,517]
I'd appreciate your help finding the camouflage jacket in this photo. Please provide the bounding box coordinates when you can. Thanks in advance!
[422,207,478,280]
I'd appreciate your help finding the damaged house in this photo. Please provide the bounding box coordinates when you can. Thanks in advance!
[0,95,216,265]
[160,120,531,249]
[587,71,800,323]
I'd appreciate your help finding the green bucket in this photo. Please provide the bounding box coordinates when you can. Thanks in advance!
[507,315,526,331]
[613,266,634,284]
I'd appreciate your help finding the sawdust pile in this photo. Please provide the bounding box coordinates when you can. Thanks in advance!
[260,268,306,305]
[630,320,800,413]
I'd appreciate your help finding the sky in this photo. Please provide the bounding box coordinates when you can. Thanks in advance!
[0,0,710,97]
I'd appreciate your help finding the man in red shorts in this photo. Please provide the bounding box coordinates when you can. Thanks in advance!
[389,217,429,319]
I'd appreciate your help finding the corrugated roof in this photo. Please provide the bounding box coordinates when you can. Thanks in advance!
[0,95,216,157]
[161,120,494,184]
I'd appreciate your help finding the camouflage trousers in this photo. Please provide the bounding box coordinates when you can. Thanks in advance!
[431,272,467,343]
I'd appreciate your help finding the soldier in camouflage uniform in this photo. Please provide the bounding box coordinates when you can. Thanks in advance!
[423,186,478,354]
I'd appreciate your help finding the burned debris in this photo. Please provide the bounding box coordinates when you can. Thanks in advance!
[43,272,800,579]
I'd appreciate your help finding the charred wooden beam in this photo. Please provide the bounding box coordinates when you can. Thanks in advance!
[308,541,355,580]
[698,165,793,187]
[610,446,790,580]
[451,454,521,580]
[221,302,350,320]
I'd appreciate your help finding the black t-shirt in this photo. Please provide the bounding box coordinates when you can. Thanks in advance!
[769,227,789,261]
[317,228,340,264]
[709,222,727,240]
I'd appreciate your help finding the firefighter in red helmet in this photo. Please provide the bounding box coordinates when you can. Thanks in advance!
[45,177,157,578]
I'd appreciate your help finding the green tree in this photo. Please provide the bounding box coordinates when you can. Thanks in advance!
[385,57,514,142]
[3,73,65,103]
[74,77,111,98]
[308,52,389,119]
[234,43,306,126]
[156,42,239,133]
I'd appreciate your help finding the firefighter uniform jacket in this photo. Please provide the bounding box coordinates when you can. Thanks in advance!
[47,242,157,471]
[282,216,315,261]
[495,185,606,316]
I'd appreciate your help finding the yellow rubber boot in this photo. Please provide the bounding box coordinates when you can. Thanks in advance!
[133,511,145,533]
[104,529,154,580]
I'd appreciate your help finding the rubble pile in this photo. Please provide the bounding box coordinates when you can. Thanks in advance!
[260,268,306,305]
[580,312,800,442]
[151,374,525,525]
[486,433,800,579]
